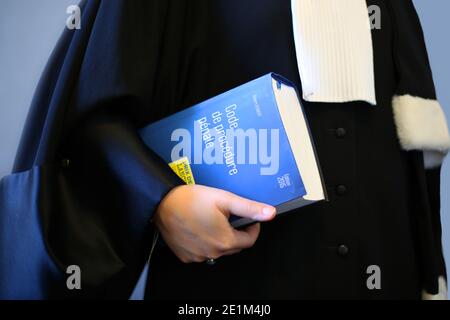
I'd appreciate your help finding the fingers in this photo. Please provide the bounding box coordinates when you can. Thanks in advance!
[219,192,276,221]
[180,224,261,263]
[159,185,274,264]
[221,249,242,257]
[206,224,261,259]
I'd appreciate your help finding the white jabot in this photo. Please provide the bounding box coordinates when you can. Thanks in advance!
[291,0,377,105]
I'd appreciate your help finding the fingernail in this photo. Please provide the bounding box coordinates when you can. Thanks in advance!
[262,206,275,218]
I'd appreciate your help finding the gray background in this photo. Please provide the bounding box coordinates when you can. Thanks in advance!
[1,1,449,279]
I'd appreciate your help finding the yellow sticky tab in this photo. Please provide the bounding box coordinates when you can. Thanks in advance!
[168,157,196,185]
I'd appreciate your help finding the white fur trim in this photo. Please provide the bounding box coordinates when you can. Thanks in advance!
[422,276,448,300]
[392,95,450,164]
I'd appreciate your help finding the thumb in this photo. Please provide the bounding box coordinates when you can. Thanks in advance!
[219,192,276,221]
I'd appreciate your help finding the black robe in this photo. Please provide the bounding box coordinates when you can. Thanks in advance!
[0,0,446,299]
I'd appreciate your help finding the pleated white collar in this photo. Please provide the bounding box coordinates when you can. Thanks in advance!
[291,0,376,105]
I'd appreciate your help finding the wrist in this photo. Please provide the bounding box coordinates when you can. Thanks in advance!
[153,184,187,224]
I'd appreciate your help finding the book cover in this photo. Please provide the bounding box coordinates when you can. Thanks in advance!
[139,73,307,214]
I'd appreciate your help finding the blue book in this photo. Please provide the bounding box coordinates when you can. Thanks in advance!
[140,73,326,227]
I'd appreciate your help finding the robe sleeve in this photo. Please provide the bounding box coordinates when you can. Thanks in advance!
[387,0,450,299]
[0,0,202,299]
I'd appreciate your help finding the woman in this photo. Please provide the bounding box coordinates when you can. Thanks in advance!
[1,0,448,299]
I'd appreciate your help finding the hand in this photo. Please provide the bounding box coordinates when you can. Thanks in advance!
[154,184,276,263]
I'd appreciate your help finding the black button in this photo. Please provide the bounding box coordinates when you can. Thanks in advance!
[335,184,347,196]
[335,127,347,138]
[61,159,71,168]
[337,245,349,257]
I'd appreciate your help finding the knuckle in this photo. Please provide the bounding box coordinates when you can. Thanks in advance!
[244,236,258,249]
[246,202,258,216]
[179,256,190,264]
[216,238,233,252]
[241,242,252,249]
[228,249,242,257]
[209,248,223,259]
[178,254,201,264]
[192,256,204,263]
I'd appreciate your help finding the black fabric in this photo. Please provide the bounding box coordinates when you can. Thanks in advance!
[1,0,185,299]
[387,0,446,293]
[0,0,445,299]
[146,0,445,299]
[386,0,437,99]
